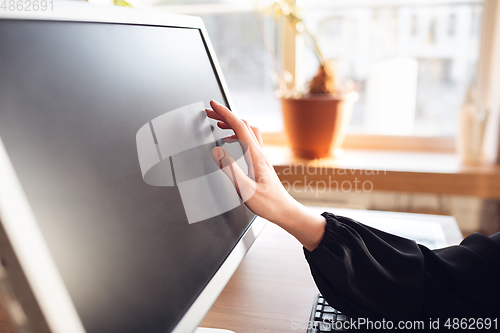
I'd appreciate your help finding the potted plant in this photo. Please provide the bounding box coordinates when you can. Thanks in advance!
[257,0,358,159]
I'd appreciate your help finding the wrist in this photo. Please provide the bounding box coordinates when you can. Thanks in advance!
[272,197,327,251]
[271,193,303,227]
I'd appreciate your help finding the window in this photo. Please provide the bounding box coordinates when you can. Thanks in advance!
[134,0,281,131]
[199,11,280,132]
[135,0,484,137]
[301,0,483,136]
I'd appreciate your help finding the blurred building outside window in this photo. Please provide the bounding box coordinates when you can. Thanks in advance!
[134,0,484,139]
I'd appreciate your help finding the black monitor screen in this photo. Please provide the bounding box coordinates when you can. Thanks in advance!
[0,20,255,333]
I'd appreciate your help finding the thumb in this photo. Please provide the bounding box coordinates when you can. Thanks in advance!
[211,147,256,202]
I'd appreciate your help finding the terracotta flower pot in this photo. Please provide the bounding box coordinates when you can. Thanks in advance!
[281,92,357,159]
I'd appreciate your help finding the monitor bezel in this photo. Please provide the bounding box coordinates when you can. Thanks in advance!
[0,2,266,332]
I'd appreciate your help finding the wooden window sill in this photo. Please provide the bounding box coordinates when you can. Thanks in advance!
[264,144,500,199]
[262,132,456,153]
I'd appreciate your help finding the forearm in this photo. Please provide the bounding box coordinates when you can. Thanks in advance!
[272,196,327,252]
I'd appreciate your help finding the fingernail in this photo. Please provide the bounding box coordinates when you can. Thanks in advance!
[212,100,220,105]
[217,148,225,169]
[217,148,225,159]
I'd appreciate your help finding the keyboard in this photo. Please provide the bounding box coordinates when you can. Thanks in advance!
[307,293,351,332]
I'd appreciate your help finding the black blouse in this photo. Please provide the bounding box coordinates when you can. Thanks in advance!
[304,212,500,330]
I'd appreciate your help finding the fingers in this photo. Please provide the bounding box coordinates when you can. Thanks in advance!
[251,126,263,147]
[217,138,255,181]
[206,101,262,180]
[241,119,258,143]
[205,109,224,122]
[218,121,263,147]
[217,121,231,130]
[217,120,262,147]
[240,120,264,148]
[208,100,258,150]
[206,102,264,148]
[211,147,256,202]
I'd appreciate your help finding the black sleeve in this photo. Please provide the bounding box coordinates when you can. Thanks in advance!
[303,212,500,322]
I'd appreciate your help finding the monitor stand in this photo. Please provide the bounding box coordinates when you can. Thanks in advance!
[195,328,235,333]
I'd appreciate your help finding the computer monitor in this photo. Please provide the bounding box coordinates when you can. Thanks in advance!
[0,2,266,332]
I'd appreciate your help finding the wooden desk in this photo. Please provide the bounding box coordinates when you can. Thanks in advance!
[201,207,463,333]
[0,208,462,333]
[265,145,500,199]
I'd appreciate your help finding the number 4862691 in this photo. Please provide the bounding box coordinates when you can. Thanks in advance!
[1,0,54,11]
[444,318,498,330]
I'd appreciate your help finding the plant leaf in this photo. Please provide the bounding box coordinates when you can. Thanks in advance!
[114,0,133,7]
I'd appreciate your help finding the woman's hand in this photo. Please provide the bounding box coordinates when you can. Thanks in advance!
[206,100,326,251]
